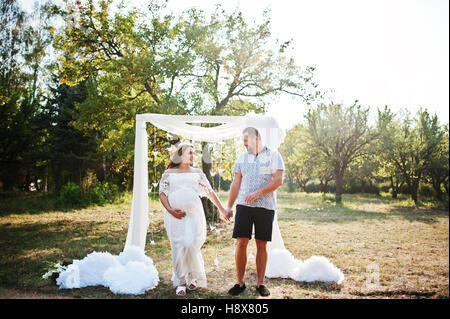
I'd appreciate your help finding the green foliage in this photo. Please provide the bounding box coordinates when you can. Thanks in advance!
[376,106,446,203]
[57,182,84,206]
[57,181,120,207]
[280,124,316,192]
[89,182,120,205]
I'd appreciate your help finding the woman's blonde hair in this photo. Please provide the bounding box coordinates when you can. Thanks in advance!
[166,142,195,169]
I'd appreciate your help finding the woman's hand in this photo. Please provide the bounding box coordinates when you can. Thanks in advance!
[219,207,232,221]
[169,208,186,219]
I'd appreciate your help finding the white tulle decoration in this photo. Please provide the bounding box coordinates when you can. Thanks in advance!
[266,249,344,284]
[56,246,159,295]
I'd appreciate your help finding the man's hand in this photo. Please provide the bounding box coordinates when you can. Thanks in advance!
[245,190,261,205]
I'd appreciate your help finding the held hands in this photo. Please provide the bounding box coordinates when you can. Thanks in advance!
[169,208,186,219]
[220,207,233,221]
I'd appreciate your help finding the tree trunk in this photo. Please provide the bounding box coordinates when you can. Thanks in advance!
[288,177,294,193]
[410,178,419,204]
[54,164,62,193]
[201,142,219,223]
[444,179,449,197]
[335,168,343,204]
[324,180,329,193]
[390,176,398,199]
[432,176,443,201]
[320,178,330,193]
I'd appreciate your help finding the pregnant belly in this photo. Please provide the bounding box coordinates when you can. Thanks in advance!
[168,188,201,214]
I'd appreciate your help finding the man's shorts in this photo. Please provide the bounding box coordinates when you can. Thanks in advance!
[232,204,275,241]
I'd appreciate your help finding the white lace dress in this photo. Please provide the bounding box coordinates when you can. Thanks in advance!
[159,172,214,288]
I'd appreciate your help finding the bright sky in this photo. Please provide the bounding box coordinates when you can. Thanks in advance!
[20,0,449,130]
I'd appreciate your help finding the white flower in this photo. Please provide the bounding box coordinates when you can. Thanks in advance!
[42,262,67,280]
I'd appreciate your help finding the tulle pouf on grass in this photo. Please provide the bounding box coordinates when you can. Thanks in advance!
[55,246,159,295]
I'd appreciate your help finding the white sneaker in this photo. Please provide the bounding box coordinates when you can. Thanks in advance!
[187,279,198,291]
[176,285,186,296]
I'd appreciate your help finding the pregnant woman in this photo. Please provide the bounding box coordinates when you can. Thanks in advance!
[159,142,231,296]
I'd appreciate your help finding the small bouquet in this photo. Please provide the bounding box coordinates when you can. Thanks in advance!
[42,261,68,280]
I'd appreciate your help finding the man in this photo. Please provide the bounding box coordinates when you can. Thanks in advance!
[224,127,285,296]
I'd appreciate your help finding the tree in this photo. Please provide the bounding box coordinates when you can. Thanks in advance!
[280,124,315,192]
[425,124,449,201]
[0,0,27,189]
[189,7,321,113]
[0,0,46,191]
[378,107,445,203]
[38,76,102,192]
[375,106,406,198]
[344,153,380,194]
[305,102,378,204]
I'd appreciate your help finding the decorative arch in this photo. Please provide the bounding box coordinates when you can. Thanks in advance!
[124,112,286,250]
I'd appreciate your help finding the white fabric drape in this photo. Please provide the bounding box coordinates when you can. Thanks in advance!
[125,112,285,251]
[124,119,149,249]
[125,112,344,284]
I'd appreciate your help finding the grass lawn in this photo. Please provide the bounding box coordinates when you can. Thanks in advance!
[0,191,448,299]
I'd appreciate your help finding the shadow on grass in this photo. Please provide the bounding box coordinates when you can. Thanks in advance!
[0,219,127,289]
[0,191,133,217]
[351,289,437,298]
[266,277,343,295]
[0,192,93,217]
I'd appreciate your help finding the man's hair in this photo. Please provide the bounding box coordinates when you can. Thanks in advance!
[243,127,261,139]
